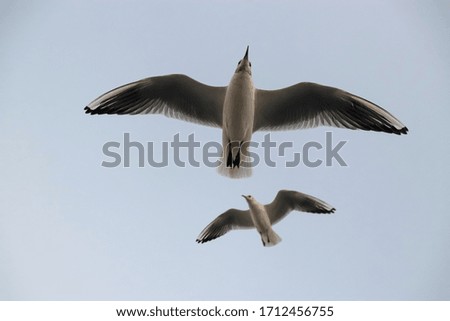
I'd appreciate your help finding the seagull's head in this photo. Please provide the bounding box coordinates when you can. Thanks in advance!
[242,194,254,204]
[235,46,252,75]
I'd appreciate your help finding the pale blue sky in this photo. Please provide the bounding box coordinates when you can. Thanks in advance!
[1,0,449,300]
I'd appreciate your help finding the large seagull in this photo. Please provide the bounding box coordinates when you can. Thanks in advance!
[85,46,408,177]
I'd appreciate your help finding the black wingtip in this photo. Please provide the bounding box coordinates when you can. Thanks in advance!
[381,125,409,135]
[380,126,408,135]
[84,106,93,114]
[391,126,408,135]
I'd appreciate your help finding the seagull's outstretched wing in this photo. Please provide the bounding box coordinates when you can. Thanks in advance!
[85,74,226,127]
[196,208,254,244]
[266,190,335,225]
[254,83,408,134]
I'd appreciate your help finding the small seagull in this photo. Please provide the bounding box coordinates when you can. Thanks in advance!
[85,46,408,178]
[196,190,335,247]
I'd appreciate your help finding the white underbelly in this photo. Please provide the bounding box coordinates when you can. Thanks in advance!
[223,75,255,142]
[250,206,271,233]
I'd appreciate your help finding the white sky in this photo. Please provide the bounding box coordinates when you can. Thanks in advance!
[1,0,449,300]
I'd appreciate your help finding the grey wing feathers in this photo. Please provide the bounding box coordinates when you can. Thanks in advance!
[254,82,408,134]
[85,74,226,127]
[267,190,335,225]
[196,209,254,244]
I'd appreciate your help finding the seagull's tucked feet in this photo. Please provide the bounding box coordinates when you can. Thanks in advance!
[226,143,233,168]
[218,142,252,178]
[261,228,282,247]
[232,142,244,168]
[225,141,242,169]
[233,151,240,168]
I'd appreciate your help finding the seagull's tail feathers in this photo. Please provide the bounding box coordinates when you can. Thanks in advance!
[261,228,282,247]
[217,143,253,178]
[217,161,252,179]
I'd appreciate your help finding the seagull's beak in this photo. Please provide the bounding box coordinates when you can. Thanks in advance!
[243,46,249,61]
[241,194,247,199]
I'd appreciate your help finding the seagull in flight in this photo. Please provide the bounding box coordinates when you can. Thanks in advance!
[196,190,335,247]
[85,46,408,178]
